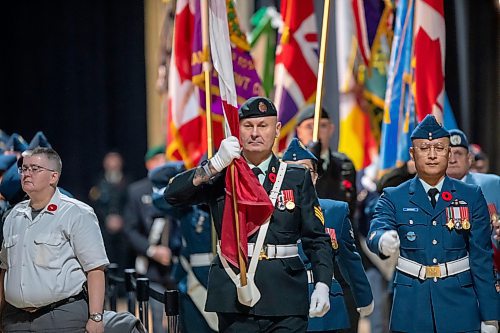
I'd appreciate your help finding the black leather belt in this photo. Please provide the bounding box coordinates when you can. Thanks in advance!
[21,290,86,314]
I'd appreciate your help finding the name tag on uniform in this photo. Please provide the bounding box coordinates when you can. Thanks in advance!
[403,208,419,212]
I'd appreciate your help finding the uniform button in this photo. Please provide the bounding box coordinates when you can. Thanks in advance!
[433,258,438,264]
[432,220,437,226]
[432,239,438,245]
[409,220,414,225]
[433,277,438,282]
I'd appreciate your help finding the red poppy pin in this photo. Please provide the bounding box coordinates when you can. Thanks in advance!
[268,173,276,183]
[342,180,352,190]
[441,191,452,201]
[47,204,58,212]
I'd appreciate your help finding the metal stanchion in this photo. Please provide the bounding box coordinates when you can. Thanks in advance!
[124,268,136,314]
[136,277,150,331]
[164,289,180,333]
[106,263,119,311]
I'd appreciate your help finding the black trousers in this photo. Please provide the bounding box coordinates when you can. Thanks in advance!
[217,313,308,333]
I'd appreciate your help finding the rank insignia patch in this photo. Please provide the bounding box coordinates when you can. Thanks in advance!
[314,206,324,225]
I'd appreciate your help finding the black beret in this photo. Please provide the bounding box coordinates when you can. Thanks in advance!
[295,104,329,126]
[238,97,277,120]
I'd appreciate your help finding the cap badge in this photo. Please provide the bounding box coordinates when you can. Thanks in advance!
[258,101,267,112]
[450,135,461,145]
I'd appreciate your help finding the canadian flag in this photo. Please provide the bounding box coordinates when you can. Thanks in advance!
[413,0,445,121]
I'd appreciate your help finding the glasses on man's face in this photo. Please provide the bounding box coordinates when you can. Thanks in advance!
[414,143,449,155]
[18,164,56,175]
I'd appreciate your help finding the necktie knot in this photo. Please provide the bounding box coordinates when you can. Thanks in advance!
[428,188,439,208]
[252,167,263,178]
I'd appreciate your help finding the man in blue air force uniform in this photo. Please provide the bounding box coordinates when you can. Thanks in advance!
[446,129,500,293]
[283,138,373,333]
[367,115,499,333]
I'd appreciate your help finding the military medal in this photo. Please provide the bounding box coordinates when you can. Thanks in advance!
[281,190,295,211]
[488,203,498,226]
[445,207,455,230]
[325,228,338,249]
[460,206,470,230]
[446,219,455,230]
[462,219,470,230]
[276,192,286,211]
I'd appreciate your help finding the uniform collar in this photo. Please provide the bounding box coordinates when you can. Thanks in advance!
[246,154,272,175]
[262,155,280,193]
[410,176,455,215]
[419,177,445,194]
[23,188,62,218]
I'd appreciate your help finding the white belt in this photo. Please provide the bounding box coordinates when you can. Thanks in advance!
[396,256,470,280]
[307,270,335,284]
[189,253,214,267]
[247,243,299,259]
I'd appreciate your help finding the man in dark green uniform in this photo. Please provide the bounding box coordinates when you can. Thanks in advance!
[165,97,333,332]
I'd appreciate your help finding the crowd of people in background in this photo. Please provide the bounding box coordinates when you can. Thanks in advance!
[0,118,498,333]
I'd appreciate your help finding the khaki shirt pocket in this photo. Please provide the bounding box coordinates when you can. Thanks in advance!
[34,233,67,268]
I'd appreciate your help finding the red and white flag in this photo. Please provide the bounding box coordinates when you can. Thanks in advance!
[166,0,206,169]
[209,0,274,268]
[413,0,445,121]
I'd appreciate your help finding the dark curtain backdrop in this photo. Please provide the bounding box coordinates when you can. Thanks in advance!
[445,0,499,173]
[1,0,148,200]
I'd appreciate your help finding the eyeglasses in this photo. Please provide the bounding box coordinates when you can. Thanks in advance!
[414,144,449,155]
[18,164,56,175]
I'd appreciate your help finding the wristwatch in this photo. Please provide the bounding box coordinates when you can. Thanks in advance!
[89,312,103,322]
[201,159,213,177]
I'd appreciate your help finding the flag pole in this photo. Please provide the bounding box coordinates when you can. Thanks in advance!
[202,0,247,283]
[231,164,247,286]
[201,0,219,256]
[201,0,214,158]
[313,0,331,142]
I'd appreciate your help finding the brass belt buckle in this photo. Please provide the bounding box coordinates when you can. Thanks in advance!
[426,265,441,279]
[259,246,268,260]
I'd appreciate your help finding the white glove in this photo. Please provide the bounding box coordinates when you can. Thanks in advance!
[210,136,241,172]
[357,300,374,317]
[481,321,498,333]
[309,282,330,318]
[379,230,400,256]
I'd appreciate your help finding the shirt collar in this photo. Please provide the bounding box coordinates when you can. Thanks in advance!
[246,154,273,174]
[23,188,62,217]
[419,177,445,194]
